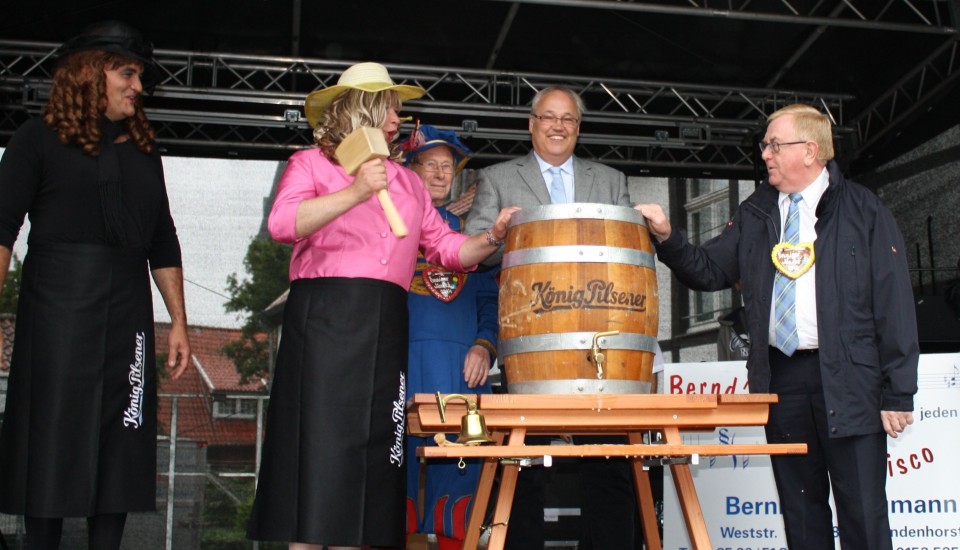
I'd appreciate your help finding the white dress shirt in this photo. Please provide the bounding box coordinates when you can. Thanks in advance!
[533,152,575,202]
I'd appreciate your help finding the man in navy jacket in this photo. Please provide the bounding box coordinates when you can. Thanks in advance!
[637,104,918,550]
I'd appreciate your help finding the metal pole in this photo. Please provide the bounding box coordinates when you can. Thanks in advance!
[165,396,178,550]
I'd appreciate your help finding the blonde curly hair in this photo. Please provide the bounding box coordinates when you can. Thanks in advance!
[313,89,403,163]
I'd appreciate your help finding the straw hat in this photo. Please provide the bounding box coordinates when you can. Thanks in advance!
[304,62,426,128]
[401,124,472,173]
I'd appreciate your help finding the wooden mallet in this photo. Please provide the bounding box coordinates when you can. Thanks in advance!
[335,126,409,238]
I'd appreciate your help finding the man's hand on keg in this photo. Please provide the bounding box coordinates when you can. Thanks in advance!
[634,204,672,242]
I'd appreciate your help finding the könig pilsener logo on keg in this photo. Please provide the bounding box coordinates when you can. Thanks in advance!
[530,278,648,314]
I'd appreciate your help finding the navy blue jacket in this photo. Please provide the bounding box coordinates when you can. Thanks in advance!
[656,161,918,437]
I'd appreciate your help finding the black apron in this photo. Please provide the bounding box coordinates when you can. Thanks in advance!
[247,277,409,547]
[0,242,157,517]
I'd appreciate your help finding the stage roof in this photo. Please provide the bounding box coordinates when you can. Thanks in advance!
[3,0,959,178]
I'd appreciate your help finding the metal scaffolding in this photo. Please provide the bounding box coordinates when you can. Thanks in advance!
[0,39,853,175]
[1,0,957,176]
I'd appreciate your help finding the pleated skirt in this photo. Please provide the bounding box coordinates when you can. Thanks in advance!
[247,277,409,547]
[0,243,156,517]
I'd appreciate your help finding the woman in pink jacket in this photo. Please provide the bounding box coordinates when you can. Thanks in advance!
[246,62,515,550]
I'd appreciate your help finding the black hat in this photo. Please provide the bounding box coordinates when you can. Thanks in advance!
[59,21,159,89]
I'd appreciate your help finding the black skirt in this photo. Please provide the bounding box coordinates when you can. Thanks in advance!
[247,277,409,547]
[0,243,157,517]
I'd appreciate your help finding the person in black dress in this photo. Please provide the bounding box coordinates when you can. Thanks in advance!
[0,21,191,550]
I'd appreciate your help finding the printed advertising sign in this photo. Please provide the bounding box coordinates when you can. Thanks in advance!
[662,354,960,550]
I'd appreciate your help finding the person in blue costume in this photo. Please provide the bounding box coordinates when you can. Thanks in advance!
[402,125,498,549]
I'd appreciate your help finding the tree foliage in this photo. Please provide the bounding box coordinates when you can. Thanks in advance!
[1,253,23,314]
[223,238,291,382]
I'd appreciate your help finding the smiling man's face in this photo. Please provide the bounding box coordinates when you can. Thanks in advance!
[529,89,580,166]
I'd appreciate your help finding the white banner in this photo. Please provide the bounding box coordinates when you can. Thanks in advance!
[662,353,960,550]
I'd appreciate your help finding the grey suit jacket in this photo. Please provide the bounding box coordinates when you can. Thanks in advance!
[465,152,633,265]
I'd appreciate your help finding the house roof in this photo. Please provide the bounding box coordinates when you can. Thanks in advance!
[170,324,269,393]
[2,1,959,177]
[153,323,267,447]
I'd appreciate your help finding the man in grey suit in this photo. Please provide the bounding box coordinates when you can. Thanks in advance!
[466,87,632,265]
[466,86,641,549]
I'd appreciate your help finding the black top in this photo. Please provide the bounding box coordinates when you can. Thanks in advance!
[0,117,181,268]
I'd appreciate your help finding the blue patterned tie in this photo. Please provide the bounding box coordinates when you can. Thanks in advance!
[548,167,568,204]
[774,193,803,356]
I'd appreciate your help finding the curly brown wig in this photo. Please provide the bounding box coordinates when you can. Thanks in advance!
[43,50,156,157]
[313,89,404,163]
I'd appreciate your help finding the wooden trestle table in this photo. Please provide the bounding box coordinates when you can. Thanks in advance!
[408,392,807,550]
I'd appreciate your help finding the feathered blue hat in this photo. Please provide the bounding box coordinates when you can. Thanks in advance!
[401,123,472,173]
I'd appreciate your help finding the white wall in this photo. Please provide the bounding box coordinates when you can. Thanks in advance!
[158,157,282,328]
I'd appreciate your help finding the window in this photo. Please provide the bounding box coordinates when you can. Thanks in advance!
[680,178,741,326]
[212,396,258,419]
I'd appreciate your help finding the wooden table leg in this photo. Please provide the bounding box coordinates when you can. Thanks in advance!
[670,464,712,550]
[628,432,662,550]
[663,427,712,550]
[463,431,506,550]
[484,428,526,550]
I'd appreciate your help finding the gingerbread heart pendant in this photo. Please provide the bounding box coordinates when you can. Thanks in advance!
[422,268,465,303]
[771,242,815,279]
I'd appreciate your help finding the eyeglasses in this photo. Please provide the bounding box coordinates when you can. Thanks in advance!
[531,114,580,128]
[758,140,807,154]
[413,161,455,174]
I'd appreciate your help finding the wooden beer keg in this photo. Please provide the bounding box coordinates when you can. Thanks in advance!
[498,203,658,394]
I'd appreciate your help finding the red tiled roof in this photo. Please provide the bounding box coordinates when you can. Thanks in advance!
[156,385,260,448]
[156,360,218,444]
[154,323,268,447]
[155,323,269,393]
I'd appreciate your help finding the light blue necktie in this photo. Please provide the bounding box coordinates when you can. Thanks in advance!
[774,193,803,356]
[548,166,568,204]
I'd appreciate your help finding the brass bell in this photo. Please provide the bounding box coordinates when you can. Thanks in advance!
[435,392,494,445]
